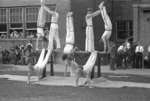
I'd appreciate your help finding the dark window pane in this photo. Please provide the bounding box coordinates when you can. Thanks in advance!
[0,24,7,32]
[116,20,133,41]
[10,23,22,28]
[26,23,37,28]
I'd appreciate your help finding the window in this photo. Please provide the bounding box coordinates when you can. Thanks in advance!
[116,20,133,41]
[0,24,7,32]
[0,5,56,39]
[25,6,53,24]
[26,7,39,23]
[9,7,23,23]
[0,9,7,38]
[0,8,7,23]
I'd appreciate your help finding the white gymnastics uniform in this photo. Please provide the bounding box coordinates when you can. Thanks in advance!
[83,51,97,73]
[64,14,75,54]
[34,49,46,70]
[37,6,46,37]
[48,12,61,49]
[101,6,112,43]
[85,15,95,52]
[39,48,53,69]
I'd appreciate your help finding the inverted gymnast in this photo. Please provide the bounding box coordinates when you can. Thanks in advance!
[99,1,112,53]
[63,11,76,76]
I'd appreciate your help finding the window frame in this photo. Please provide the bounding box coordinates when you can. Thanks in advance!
[116,20,133,42]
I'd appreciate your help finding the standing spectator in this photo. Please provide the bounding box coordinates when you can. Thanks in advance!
[14,45,21,65]
[135,42,144,68]
[20,44,26,65]
[109,42,117,70]
[116,45,125,69]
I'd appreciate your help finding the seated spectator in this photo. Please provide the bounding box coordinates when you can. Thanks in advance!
[20,31,24,38]
[26,40,33,49]
[10,31,14,38]
[30,33,34,38]
[1,34,6,39]
[14,31,20,38]
[19,44,26,65]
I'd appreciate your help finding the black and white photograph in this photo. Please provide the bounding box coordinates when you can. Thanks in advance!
[0,0,150,101]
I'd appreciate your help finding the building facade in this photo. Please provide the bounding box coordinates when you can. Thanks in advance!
[0,0,150,52]
[0,0,70,50]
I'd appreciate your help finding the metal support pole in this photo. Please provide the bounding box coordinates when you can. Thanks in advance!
[50,53,54,76]
[97,53,101,77]
[91,65,95,79]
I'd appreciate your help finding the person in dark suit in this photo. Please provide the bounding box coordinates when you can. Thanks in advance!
[135,42,144,68]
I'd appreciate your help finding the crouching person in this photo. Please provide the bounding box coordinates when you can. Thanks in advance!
[62,51,97,87]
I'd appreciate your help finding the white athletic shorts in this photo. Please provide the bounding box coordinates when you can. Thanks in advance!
[37,27,44,37]
[64,44,74,54]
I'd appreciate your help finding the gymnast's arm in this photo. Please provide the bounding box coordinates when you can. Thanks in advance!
[86,9,101,18]
[43,6,56,15]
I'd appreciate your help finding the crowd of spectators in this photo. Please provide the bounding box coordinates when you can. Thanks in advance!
[0,30,37,39]
[0,41,39,65]
[109,41,150,70]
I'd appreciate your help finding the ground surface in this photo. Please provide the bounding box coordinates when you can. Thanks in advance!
[0,64,150,101]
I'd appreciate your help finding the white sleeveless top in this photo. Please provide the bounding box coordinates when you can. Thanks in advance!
[135,45,144,53]
[51,12,59,23]
[86,15,93,26]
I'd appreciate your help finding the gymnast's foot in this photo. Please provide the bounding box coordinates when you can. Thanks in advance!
[99,1,104,10]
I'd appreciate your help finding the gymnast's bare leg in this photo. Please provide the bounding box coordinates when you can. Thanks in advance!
[36,0,47,50]
[99,1,112,53]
